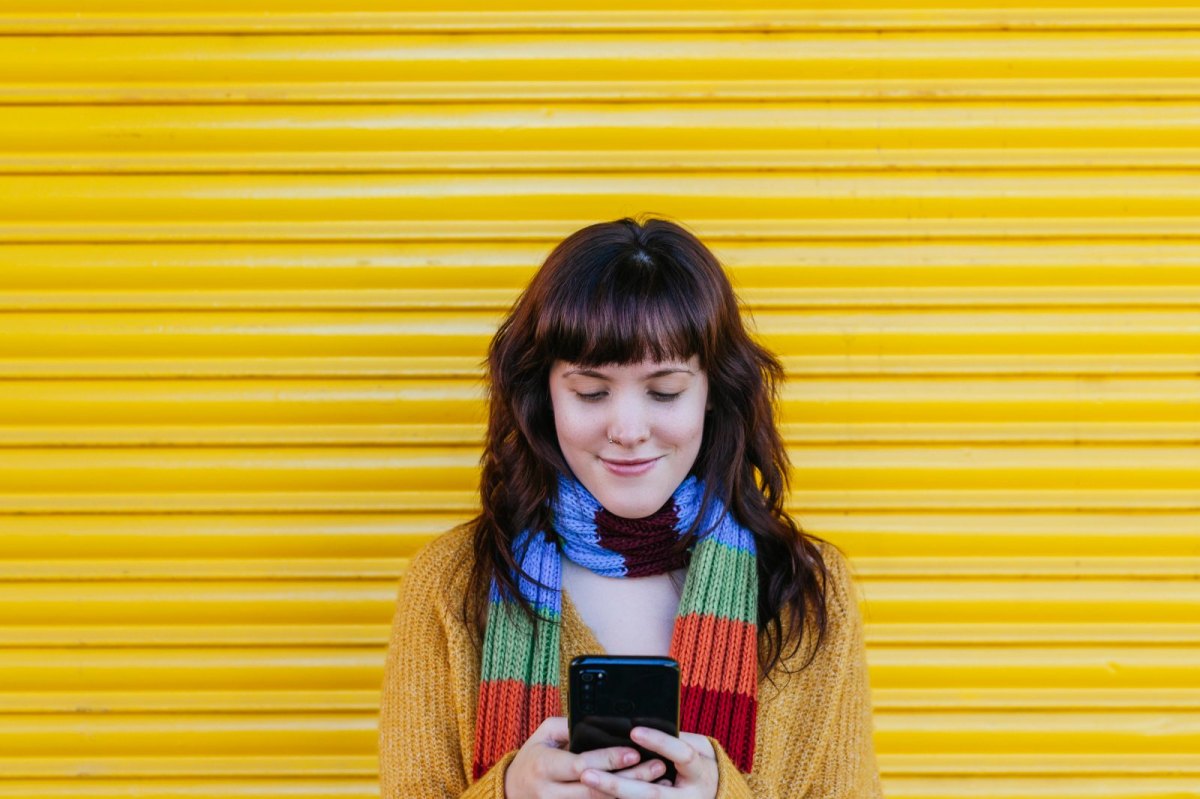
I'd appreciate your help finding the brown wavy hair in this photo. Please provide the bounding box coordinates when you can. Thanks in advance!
[461,215,833,678]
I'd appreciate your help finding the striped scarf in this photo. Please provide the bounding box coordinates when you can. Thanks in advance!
[472,473,758,780]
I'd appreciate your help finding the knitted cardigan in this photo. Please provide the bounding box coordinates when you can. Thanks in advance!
[379,525,884,799]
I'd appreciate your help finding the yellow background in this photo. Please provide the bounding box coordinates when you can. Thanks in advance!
[1,2,1198,798]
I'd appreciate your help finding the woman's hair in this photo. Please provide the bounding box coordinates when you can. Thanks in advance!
[461,215,833,677]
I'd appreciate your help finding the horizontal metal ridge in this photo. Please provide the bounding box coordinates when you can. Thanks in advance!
[855,557,1200,579]
[869,710,1200,752]
[0,711,375,746]
[7,7,1200,35]
[867,646,1200,688]
[4,287,1200,310]
[7,218,1200,242]
[0,646,383,687]
[866,623,1200,646]
[0,625,384,648]
[860,579,1200,623]
[0,755,375,779]
[879,753,1200,775]
[0,559,409,581]
[880,774,1200,797]
[2,687,1196,714]
[3,171,1200,220]
[9,81,1200,104]
[0,690,379,714]
[873,688,1200,710]
[15,150,1200,174]
[0,776,375,799]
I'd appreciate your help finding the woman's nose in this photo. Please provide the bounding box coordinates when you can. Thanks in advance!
[606,395,650,447]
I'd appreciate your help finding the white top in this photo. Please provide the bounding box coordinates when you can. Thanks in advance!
[559,556,687,656]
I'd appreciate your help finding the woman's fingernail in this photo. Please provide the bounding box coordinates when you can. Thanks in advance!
[624,752,637,764]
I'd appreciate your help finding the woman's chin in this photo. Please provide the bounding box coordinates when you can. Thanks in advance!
[590,488,671,520]
[572,462,680,519]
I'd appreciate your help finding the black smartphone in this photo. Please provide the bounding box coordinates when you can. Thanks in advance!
[567,655,681,784]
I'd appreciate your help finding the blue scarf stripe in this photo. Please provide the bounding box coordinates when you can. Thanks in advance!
[504,474,755,608]
[504,528,564,610]
[673,481,755,553]
[555,472,628,575]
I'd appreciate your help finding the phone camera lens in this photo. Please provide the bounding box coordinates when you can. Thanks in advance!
[581,672,594,683]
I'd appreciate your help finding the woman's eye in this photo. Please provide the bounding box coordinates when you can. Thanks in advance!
[574,391,680,402]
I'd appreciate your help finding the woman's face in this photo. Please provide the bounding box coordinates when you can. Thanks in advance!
[549,355,708,519]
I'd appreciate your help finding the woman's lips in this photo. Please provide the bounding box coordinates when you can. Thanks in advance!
[600,456,662,476]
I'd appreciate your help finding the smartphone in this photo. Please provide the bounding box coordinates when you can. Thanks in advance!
[567,655,681,784]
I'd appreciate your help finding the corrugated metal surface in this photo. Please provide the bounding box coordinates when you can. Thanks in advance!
[0,2,1197,798]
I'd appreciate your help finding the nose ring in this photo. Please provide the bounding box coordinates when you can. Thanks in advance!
[608,436,614,444]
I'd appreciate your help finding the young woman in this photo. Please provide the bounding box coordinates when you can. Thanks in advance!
[380,217,883,798]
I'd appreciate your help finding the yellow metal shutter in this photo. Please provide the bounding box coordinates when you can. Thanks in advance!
[0,3,1197,798]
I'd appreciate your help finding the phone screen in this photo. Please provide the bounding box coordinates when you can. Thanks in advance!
[567,655,681,784]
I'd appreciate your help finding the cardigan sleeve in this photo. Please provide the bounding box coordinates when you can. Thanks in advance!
[709,736,756,798]
[707,543,883,799]
[801,544,883,798]
[378,539,515,799]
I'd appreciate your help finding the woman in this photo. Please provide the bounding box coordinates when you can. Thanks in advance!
[380,217,883,798]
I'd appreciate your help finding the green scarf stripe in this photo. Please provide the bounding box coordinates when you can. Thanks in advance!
[679,539,757,624]
[530,605,560,689]
[480,599,562,685]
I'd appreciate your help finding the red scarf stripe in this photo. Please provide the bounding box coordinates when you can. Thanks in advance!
[473,680,561,779]
[679,686,758,771]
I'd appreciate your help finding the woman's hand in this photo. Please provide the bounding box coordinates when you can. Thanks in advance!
[504,716,673,799]
[578,727,719,799]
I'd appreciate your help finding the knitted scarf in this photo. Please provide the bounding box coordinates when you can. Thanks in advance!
[472,473,758,780]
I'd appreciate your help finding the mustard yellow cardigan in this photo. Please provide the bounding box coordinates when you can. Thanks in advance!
[379,525,884,798]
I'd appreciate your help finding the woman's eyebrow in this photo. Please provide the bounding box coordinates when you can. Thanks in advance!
[562,367,693,379]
